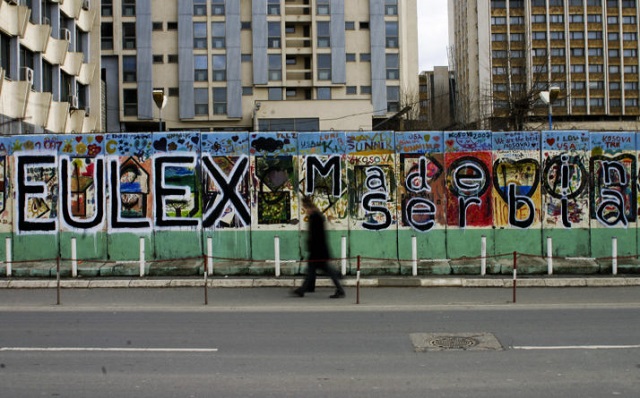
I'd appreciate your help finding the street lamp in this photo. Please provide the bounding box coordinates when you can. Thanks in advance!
[539,85,560,130]
[152,89,167,132]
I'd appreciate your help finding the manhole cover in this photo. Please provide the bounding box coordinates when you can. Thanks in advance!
[429,336,478,349]
[410,333,503,352]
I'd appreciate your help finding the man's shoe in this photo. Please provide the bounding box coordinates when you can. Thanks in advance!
[291,289,304,297]
[329,291,345,299]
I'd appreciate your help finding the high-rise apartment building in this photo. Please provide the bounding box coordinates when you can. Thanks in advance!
[101,0,418,133]
[0,0,101,134]
[449,0,640,131]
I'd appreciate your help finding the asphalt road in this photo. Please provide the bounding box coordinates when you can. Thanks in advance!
[1,287,639,397]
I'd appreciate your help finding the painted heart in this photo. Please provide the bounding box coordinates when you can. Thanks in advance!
[546,138,555,146]
[153,137,168,152]
[96,136,104,143]
[75,136,83,142]
[191,136,199,144]
[433,136,440,141]
[445,139,454,147]
[492,159,540,208]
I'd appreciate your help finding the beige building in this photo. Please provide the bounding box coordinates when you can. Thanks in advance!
[420,67,455,129]
[101,0,418,133]
[449,0,640,131]
[0,0,101,135]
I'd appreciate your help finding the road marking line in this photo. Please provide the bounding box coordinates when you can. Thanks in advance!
[0,347,218,353]
[513,345,640,350]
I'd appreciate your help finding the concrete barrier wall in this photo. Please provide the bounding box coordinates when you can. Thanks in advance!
[0,130,637,274]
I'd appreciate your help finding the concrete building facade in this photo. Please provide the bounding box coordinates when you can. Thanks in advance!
[449,0,640,131]
[0,0,101,134]
[101,0,418,133]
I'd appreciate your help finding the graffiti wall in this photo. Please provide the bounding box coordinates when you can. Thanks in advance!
[1,131,640,265]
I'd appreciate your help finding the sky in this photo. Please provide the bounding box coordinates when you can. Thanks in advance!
[418,0,449,71]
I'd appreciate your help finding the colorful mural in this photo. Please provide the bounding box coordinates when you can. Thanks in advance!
[2,131,640,263]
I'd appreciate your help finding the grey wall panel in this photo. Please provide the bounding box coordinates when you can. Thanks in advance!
[136,0,153,120]
[370,0,386,115]
[331,0,346,84]
[252,0,268,85]
[178,0,195,119]
[227,0,242,118]
[103,57,121,132]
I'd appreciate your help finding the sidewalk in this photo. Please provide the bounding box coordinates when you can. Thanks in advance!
[1,275,640,289]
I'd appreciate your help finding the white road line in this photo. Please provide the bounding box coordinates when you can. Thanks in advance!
[513,345,640,350]
[0,347,218,353]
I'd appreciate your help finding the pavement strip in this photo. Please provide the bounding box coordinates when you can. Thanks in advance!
[0,347,218,353]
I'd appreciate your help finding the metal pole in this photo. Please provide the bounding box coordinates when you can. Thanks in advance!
[204,268,208,306]
[547,236,553,275]
[548,104,553,130]
[274,235,281,277]
[480,235,487,276]
[5,237,11,277]
[411,235,418,277]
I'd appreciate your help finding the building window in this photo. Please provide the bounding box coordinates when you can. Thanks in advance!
[610,99,621,107]
[212,55,226,81]
[167,22,178,30]
[242,87,253,96]
[550,14,564,23]
[102,0,113,17]
[211,22,225,48]
[588,48,604,56]
[268,22,281,48]
[550,48,565,57]
[385,0,398,15]
[241,54,252,62]
[589,81,604,89]
[587,14,602,23]
[123,23,136,49]
[194,0,207,16]
[268,88,283,100]
[624,65,638,73]
[570,0,583,5]
[360,53,371,62]
[570,31,585,40]
[269,54,282,81]
[590,98,605,107]
[42,61,53,93]
[386,53,399,80]
[123,89,138,116]
[101,23,113,50]
[241,22,252,30]
[510,16,524,24]
[532,32,546,40]
[346,53,356,62]
[608,16,618,24]
[317,22,330,47]
[360,22,370,29]
[194,22,207,48]
[609,32,619,41]
[569,14,584,23]
[346,86,358,95]
[194,55,208,81]
[625,98,639,107]
[572,48,585,56]
[510,33,524,41]
[492,17,507,25]
[571,64,585,73]
[572,81,586,90]
[551,64,565,73]
[168,54,179,63]
[610,65,621,73]
[623,32,638,41]
[317,0,330,15]
[624,49,638,57]
[386,22,398,48]
[122,0,136,17]
[212,0,225,15]
[317,87,331,100]
[610,82,621,90]
[588,31,603,40]
[550,31,565,40]
[317,54,331,80]
[387,86,400,112]
[625,82,639,90]
[531,14,546,23]
[267,0,280,15]
[572,98,586,107]
[153,22,164,31]
[345,21,355,30]
[169,87,179,96]
[213,88,227,115]
[195,88,208,115]
[123,56,136,82]
[153,55,164,63]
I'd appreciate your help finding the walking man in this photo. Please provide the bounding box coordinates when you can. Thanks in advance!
[293,196,345,299]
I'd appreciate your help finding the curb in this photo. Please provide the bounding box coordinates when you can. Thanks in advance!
[1,277,640,289]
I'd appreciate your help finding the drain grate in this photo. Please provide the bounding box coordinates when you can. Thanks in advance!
[410,333,503,352]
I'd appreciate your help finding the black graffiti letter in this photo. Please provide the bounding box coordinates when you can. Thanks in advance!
[458,197,481,228]
[362,192,392,230]
[154,155,200,228]
[405,156,432,193]
[60,157,105,230]
[507,183,534,229]
[17,155,57,232]
[110,159,151,229]
[404,197,436,232]
[202,155,251,228]
[305,156,341,196]
[596,189,627,227]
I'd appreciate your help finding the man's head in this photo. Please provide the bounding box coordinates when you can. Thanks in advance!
[301,196,315,211]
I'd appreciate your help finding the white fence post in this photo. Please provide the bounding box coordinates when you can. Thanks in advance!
[612,237,618,275]
[341,236,347,276]
[139,237,145,277]
[411,235,418,276]
[5,237,11,277]
[71,237,77,278]
[274,235,281,277]
[480,235,486,276]
[547,236,553,275]
[207,236,213,275]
